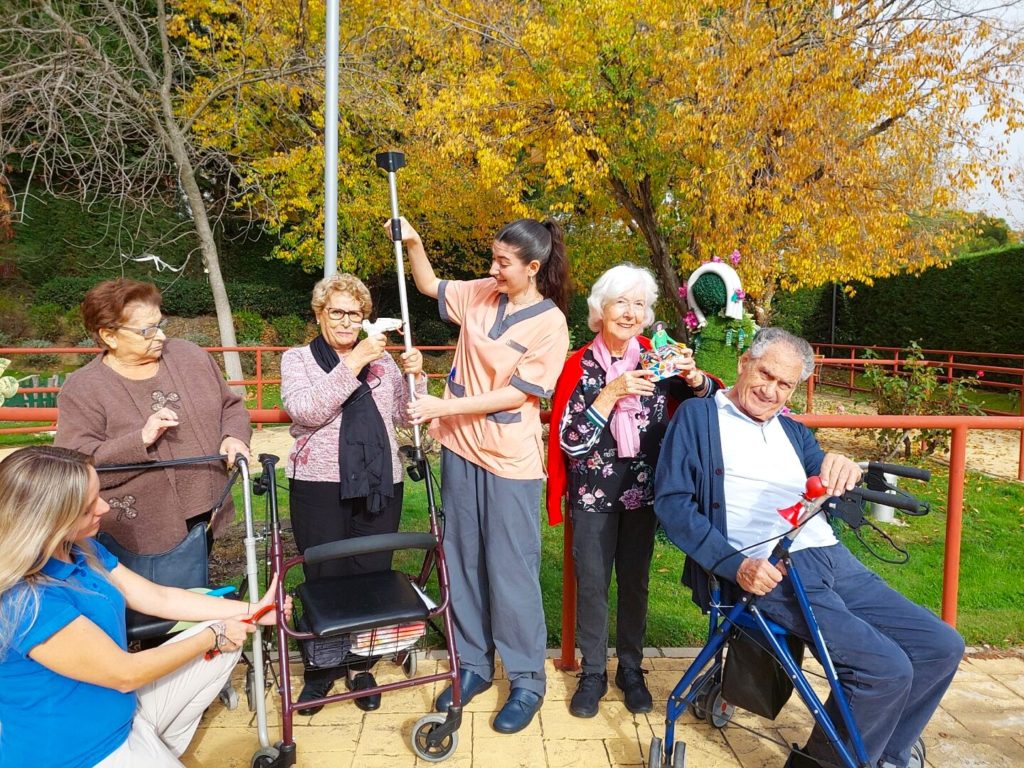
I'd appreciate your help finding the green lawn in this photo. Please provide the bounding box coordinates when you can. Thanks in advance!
[227,457,1022,649]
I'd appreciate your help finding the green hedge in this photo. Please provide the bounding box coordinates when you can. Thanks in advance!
[36,276,311,318]
[771,244,1024,354]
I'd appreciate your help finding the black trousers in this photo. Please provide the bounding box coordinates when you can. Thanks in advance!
[571,506,658,674]
[289,478,404,681]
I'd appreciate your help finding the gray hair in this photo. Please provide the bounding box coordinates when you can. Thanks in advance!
[586,264,659,332]
[748,327,816,381]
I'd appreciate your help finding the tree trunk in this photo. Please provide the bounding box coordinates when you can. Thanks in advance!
[605,170,689,338]
[754,283,776,327]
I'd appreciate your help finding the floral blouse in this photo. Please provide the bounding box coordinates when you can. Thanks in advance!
[558,347,717,515]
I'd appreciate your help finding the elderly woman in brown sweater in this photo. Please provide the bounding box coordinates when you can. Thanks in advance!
[55,278,252,556]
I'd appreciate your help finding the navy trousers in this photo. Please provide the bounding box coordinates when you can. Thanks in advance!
[757,544,964,768]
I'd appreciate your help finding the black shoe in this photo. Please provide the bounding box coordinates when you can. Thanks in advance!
[296,678,333,716]
[492,688,543,734]
[434,668,493,712]
[347,671,381,712]
[569,672,608,718]
[614,666,653,714]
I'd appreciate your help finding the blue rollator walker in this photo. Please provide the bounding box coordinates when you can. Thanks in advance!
[651,462,933,768]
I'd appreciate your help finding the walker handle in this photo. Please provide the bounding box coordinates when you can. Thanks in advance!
[859,461,931,482]
[850,486,929,515]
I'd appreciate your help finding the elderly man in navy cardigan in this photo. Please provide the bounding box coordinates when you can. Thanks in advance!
[654,327,963,768]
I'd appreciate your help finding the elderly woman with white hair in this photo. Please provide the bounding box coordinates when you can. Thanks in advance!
[547,265,720,719]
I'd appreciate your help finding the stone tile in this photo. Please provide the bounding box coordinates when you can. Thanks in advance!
[991,673,1024,698]
[647,657,693,671]
[661,647,701,659]
[924,704,974,741]
[352,713,425,758]
[963,654,1024,676]
[472,722,546,767]
[925,735,1024,767]
[940,679,1024,736]
[724,725,790,768]
[543,738,613,767]
[541,700,643,741]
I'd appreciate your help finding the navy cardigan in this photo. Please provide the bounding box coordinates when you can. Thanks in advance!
[653,396,825,611]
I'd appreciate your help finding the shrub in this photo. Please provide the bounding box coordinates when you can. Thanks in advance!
[63,306,87,342]
[18,339,60,369]
[412,317,454,347]
[0,295,32,339]
[859,342,981,459]
[233,310,265,345]
[28,303,65,341]
[271,315,308,347]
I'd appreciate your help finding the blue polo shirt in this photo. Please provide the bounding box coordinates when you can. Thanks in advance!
[0,540,134,768]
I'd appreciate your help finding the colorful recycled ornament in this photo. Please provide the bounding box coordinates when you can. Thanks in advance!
[640,342,691,382]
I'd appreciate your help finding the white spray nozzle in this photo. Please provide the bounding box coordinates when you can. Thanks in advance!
[362,317,403,336]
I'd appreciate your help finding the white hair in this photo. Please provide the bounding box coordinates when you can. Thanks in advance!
[748,327,816,381]
[586,265,659,332]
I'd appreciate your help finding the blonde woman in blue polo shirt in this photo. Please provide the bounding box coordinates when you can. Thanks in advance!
[0,446,291,768]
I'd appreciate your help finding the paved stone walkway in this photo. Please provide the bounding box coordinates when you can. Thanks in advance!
[182,649,1024,767]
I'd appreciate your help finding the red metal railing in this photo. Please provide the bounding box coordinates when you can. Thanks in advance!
[810,342,1024,414]
[802,353,1024,482]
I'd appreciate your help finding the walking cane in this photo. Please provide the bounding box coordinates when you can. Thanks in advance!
[376,151,422,451]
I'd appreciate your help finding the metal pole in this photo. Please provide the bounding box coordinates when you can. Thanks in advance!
[376,151,420,449]
[323,0,339,277]
[942,426,968,627]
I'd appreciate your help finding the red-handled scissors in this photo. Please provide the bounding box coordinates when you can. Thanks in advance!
[242,604,274,625]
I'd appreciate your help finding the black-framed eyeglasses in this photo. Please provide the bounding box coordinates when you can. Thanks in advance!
[325,309,364,325]
[115,317,169,340]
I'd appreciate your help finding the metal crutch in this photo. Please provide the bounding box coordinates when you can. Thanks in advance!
[376,151,422,452]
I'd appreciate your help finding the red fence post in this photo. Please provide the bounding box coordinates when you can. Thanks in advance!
[1019,380,1024,483]
[555,517,579,672]
[942,425,968,627]
[848,348,855,392]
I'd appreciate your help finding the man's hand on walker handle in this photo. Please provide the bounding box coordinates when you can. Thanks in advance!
[818,452,862,497]
[737,557,787,596]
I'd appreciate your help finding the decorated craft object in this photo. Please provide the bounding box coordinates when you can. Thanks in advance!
[640,341,690,382]
[685,261,745,328]
[0,358,18,407]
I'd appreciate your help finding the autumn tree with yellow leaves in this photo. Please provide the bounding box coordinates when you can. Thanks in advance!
[396,0,1024,325]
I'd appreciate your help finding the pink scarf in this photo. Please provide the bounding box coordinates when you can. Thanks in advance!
[591,332,643,458]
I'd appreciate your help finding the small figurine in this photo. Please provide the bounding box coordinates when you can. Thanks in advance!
[650,320,676,349]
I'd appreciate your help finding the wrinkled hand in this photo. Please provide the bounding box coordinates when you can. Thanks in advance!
[219,436,250,468]
[400,348,424,377]
[347,333,388,374]
[819,452,861,496]
[407,394,448,425]
[736,557,787,596]
[247,573,292,626]
[606,369,656,400]
[385,216,422,246]
[141,407,179,447]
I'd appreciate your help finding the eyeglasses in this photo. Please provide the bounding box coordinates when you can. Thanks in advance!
[115,317,169,340]
[325,309,364,325]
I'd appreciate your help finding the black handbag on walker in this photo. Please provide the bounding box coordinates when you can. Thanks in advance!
[722,629,805,720]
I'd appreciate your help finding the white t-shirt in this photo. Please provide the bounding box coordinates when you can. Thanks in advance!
[716,390,838,559]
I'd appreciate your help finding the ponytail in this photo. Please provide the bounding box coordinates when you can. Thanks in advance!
[537,220,569,314]
[494,218,571,315]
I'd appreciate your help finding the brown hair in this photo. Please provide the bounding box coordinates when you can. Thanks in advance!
[310,273,373,318]
[81,279,163,348]
[494,219,570,314]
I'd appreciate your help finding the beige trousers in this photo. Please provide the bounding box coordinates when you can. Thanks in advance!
[95,622,242,767]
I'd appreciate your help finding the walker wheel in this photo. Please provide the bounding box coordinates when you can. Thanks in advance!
[909,737,926,768]
[401,650,418,678]
[411,713,458,762]
[648,736,664,768]
[704,683,734,729]
[246,667,257,712]
[671,741,687,768]
[219,683,239,711]
[251,746,279,767]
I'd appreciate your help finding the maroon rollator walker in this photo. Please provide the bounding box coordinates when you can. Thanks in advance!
[246,151,463,767]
